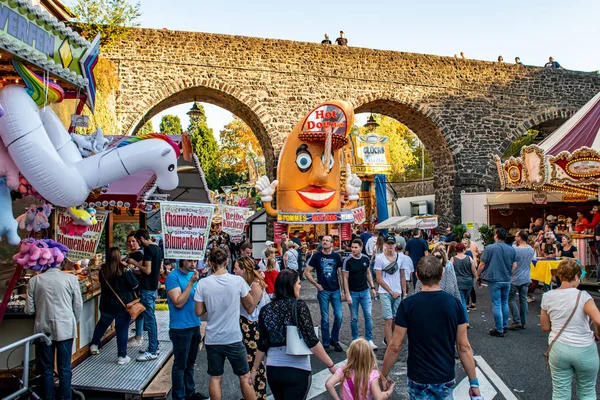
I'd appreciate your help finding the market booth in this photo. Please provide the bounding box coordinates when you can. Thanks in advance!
[493,90,600,274]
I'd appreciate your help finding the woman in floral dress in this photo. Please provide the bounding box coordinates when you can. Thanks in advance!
[234,256,270,399]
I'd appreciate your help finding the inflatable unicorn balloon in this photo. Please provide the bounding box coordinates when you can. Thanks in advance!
[0,85,180,207]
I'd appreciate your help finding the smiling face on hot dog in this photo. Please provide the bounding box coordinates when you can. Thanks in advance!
[276,101,354,213]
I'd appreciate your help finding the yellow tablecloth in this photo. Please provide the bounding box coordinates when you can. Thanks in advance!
[530,259,561,285]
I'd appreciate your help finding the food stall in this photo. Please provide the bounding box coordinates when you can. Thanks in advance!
[494,90,600,273]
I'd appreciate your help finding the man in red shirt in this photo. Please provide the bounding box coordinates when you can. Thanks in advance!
[588,206,600,232]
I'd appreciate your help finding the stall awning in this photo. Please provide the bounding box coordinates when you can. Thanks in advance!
[374,216,410,229]
[85,170,157,209]
[397,215,438,230]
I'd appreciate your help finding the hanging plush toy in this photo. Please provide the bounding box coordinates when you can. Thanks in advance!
[60,206,97,236]
[32,203,53,232]
[16,205,38,232]
[13,238,69,270]
[0,177,20,245]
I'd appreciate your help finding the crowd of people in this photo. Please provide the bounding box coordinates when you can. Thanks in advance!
[24,218,600,400]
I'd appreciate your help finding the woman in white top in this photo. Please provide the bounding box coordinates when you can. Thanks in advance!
[541,259,600,400]
[284,240,299,271]
[234,256,271,400]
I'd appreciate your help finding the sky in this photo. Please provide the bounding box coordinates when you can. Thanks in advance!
[143,0,599,140]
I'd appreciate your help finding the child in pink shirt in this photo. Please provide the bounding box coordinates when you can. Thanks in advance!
[326,339,395,399]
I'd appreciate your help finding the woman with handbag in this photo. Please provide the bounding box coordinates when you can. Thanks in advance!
[90,247,140,365]
[249,269,338,399]
[541,258,600,399]
[234,256,271,400]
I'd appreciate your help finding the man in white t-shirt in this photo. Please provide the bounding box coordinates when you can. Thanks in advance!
[365,230,379,258]
[194,248,257,400]
[375,235,408,346]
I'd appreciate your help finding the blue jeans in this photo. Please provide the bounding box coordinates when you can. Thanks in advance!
[91,311,131,357]
[135,314,144,337]
[408,378,455,399]
[488,282,510,333]
[349,289,373,341]
[37,338,73,400]
[170,327,201,400]
[317,289,343,346]
[459,289,471,323]
[140,289,159,354]
[509,283,529,326]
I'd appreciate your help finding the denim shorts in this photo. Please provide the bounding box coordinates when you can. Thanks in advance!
[408,378,455,400]
[379,292,401,320]
[205,341,249,377]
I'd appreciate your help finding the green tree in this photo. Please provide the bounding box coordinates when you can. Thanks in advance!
[188,104,219,189]
[218,117,262,175]
[70,0,142,48]
[159,115,183,135]
[138,120,154,135]
[503,129,539,159]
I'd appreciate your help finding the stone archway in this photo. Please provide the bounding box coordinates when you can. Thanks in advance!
[353,96,457,226]
[123,79,276,175]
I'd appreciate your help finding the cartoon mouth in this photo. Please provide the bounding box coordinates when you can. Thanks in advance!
[297,186,336,208]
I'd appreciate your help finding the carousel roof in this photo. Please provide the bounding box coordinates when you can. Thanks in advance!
[538,91,600,156]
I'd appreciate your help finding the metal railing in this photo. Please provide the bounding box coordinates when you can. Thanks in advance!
[0,333,51,400]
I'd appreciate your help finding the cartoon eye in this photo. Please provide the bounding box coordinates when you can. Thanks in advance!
[321,152,334,171]
[296,151,312,172]
[168,164,175,171]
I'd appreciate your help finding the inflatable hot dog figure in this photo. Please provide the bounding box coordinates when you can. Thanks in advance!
[255,101,362,220]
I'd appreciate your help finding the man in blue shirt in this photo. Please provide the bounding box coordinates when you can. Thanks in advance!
[304,235,345,352]
[477,228,517,337]
[405,228,430,289]
[544,56,563,69]
[360,227,373,255]
[166,259,208,400]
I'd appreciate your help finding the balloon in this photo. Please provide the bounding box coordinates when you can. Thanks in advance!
[0,85,179,207]
[0,177,20,245]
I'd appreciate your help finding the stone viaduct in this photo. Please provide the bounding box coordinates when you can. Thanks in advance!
[103,28,600,226]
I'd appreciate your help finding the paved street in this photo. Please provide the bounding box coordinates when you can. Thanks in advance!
[82,281,600,399]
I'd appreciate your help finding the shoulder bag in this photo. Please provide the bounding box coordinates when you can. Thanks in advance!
[382,254,399,275]
[544,290,582,370]
[102,272,146,320]
[286,298,320,355]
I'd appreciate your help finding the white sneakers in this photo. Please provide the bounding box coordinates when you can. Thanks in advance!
[117,356,131,365]
[89,345,99,355]
[368,340,378,350]
[130,338,144,347]
[136,352,158,362]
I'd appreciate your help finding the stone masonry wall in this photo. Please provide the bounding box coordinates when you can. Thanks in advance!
[392,180,435,199]
[103,28,600,226]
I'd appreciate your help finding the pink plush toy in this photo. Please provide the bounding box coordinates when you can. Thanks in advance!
[0,142,19,191]
[60,222,89,236]
[13,239,67,270]
[16,205,38,232]
[13,239,41,267]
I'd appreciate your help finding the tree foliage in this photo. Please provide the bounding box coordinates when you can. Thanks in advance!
[159,115,183,135]
[188,104,219,189]
[138,120,154,135]
[69,0,142,48]
[503,129,539,159]
[218,117,263,174]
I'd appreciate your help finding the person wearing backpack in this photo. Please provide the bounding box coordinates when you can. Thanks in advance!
[326,338,395,399]
[374,235,408,347]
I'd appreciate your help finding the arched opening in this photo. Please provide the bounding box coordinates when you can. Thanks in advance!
[354,99,456,226]
[503,117,569,159]
[129,86,275,179]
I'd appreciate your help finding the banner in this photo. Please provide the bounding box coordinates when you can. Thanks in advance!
[55,209,108,261]
[352,207,366,225]
[221,205,249,235]
[277,210,354,225]
[416,216,438,230]
[341,223,353,241]
[532,192,547,205]
[274,222,287,243]
[160,202,216,260]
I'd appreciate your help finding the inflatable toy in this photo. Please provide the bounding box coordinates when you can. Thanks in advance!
[13,238,69,271]
[256,101,362,218]
[0,104,4,118]
[72,127,110,157]
[60,206,97,236]
[0,85,180,207]
[0,141,20,191]
[0,177,20,245]
[12,59,64,107]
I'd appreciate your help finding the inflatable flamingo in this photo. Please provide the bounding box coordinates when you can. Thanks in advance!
[0,85,180,207]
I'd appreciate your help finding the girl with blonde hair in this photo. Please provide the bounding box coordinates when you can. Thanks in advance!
[326,338,395,399]
[233,256,270,399]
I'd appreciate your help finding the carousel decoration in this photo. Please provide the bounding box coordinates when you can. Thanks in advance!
[495,91,600,199]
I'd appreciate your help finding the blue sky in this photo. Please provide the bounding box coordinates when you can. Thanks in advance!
[142,0,599,140]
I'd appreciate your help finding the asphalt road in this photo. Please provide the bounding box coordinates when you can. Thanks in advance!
[82,281,600,399]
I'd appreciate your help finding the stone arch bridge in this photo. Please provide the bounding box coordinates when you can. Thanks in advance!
[104,28,600,226]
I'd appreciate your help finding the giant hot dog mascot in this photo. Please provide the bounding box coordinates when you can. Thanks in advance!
[255,101,362,220]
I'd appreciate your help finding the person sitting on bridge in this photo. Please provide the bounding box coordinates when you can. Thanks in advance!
[544,56,563,69]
